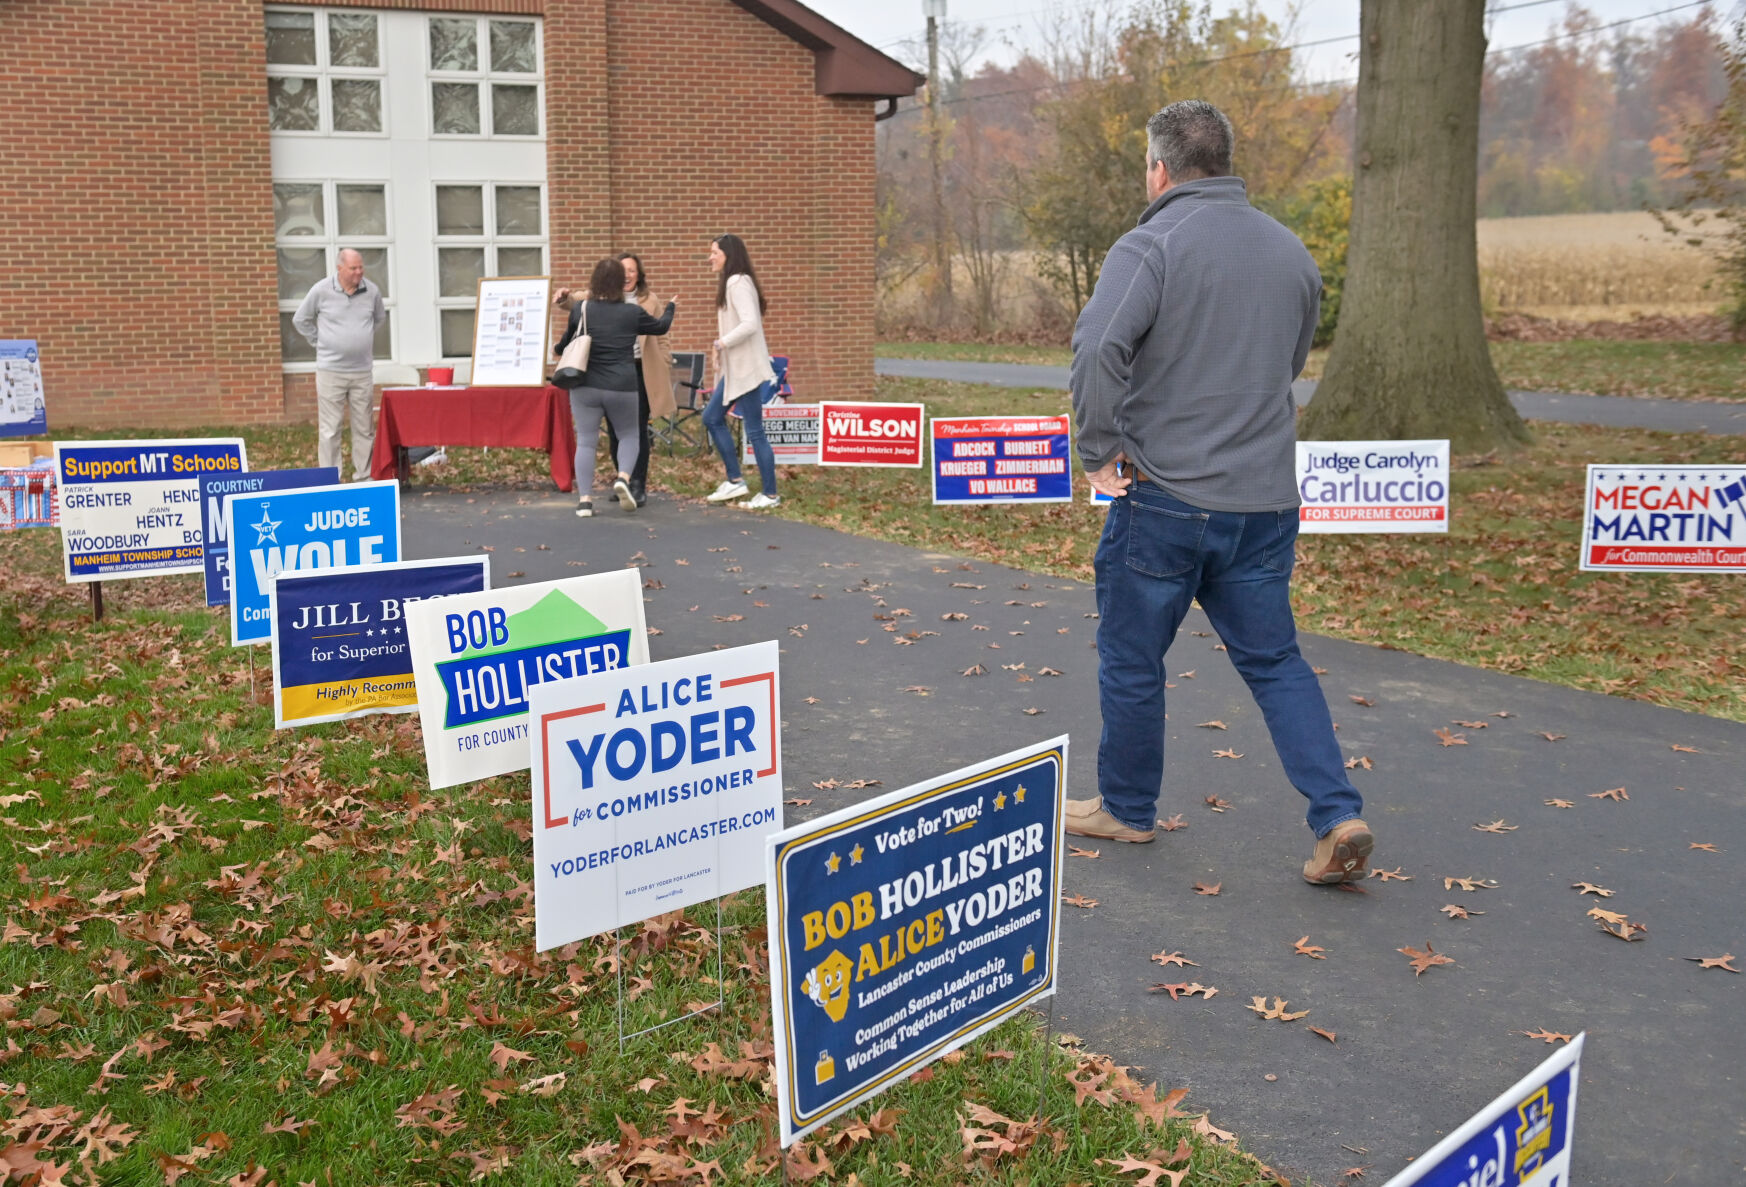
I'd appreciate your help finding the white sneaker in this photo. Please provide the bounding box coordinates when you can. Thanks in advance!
[575,499,594,518]
[745,492,782,510]
[706,479,750,503]
[612,476,636,513]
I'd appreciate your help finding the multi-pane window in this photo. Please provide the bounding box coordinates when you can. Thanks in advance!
[265,8,386,135]
[275,182,395,363]
[433,184,546,357]
[427,17,542,137]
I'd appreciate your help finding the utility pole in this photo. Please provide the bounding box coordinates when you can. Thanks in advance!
[924,0,952,322]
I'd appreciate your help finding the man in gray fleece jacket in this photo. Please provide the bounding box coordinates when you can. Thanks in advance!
[1066,100,1374,885]
[293,249,386,480]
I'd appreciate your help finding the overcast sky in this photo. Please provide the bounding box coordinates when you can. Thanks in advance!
[803,0,1735,86]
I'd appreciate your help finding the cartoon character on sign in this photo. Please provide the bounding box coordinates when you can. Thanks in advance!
[802,949,853,1023]
[1514,1085,1554,1176]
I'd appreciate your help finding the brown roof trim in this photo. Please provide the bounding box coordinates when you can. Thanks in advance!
[729,0,925,100]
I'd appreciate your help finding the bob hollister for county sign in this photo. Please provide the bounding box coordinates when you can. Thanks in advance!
[404,572,649,789]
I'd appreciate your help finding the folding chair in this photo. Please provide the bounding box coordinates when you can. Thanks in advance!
[728,355,790,420]
[657,351,708,452]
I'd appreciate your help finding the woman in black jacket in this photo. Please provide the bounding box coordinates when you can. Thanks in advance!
[552,257,675,517]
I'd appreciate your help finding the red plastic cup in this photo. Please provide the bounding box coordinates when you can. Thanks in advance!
[428,366,455,386]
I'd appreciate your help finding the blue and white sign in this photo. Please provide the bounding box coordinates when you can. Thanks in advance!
[931,415,1072,505]
[226,479,400,646]
[55,439,248,582]
[767,737,1066,1146]
[201,468,339,605]
[1382,1034,1583,1187]
[270,556,489,729]
[1296,440,1450,533]
[404,572,651,789]
[0,341,47,438]
[529,640,784,950]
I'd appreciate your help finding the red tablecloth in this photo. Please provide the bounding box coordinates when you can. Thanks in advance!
[371,385,576,491]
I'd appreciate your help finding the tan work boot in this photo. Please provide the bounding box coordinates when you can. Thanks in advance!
[1303,819,1374,884]
[1064,797,1156,844]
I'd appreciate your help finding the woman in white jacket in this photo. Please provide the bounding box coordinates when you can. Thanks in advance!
[701,234,780,508]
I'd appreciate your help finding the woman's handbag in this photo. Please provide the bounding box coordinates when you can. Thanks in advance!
[552,303,591,388]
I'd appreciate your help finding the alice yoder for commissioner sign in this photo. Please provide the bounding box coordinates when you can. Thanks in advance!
[55,439,247,581]
[529,640,783,950]
[1296,440,1449,533]
[1581,465,1746,573]
[767,737,1066,1146]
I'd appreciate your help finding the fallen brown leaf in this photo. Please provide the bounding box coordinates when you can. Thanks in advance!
[1670,743,1702,753]
[1519,1029,1575,1044]
[1348,695,1375,707]
[1068,845,1101,860]
[1538,732,1566,742]
[1686,954,1738,972]
[1204,795,1230,813]
[1062,894,1098,909]
[1398,942,1455,975]
[1344,755,1374,770]
[1247,996,1310,1022]
[1597,917,1648,941]
[1212,748,1244,760]
[1370,867,1412,882]
[1440,904,1484,919]
[1690,842,1719,852]
[1193,882,1221,896]
[1196,720,1228,730]
[1159,814,1188,831]
[1544,798,1574,808]
[1150,950,1198,968]
[1292,936,1326,959]
[1571,882,1614,897]
[1472,820,1518,834]
[1308,1026,1337,1043]
[1589,787,1628,802]
[1443,876,1500,891]
[1433,728,1468,747]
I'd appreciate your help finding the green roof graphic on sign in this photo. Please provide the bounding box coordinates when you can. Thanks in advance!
[471,589,610,659]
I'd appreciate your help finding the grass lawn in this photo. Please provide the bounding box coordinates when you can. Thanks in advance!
[875,339,1746,401]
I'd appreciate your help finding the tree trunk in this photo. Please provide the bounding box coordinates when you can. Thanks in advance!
[1299,0,1529,452]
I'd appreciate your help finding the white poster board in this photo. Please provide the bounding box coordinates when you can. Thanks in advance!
[529,640,784,950]
[469,276,552,387]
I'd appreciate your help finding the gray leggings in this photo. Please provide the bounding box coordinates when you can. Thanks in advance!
[570,386,640,496]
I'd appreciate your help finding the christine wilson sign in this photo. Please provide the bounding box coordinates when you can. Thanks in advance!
[270,556,489,729]
[55,438,247,582]
[1581,465,1746,573]
[767,736,1066,1147]
[530,640,783,950]
[200,467,338,606]
[405,572,650,789]
[226,480,401,647]
[817,401,925,468]
[931,415,1071,505]
[1295,441,1449,533]
[1381,1034,1582,1187]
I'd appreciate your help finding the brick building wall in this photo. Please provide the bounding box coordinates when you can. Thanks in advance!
[1,0,898,430]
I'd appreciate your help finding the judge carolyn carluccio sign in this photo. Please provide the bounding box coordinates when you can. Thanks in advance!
[766,737,1066,1147]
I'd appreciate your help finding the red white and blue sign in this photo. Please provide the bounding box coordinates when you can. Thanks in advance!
[767,736,1066,1146]
[1381,1034,1582,1187]
[0,340,47,438]
[931,416,1072,505]
[1296,441,1450,533]
[200,468,339,606]
[226,479,401,647]
[1581,465,1746,572]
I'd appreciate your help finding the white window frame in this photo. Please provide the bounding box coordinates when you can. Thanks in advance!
[265,6,389,139]
[275,180,397,373]
[425,15,544,140]
[432,183,549,361]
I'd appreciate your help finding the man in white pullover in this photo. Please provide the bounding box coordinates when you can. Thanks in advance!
[293,248,385,480]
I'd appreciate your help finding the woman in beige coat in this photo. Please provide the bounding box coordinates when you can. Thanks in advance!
[701,233,780,509]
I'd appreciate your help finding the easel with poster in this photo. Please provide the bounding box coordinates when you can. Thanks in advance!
[469,276,553,387]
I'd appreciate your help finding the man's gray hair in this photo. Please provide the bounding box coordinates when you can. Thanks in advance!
[1145,100,1234,181]
[336,247,364,264]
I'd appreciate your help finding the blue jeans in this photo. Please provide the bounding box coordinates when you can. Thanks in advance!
[1094,482,1362,838]
[703,380,777,495]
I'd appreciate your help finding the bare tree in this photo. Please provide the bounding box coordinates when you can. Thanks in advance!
[1300,0,1528,451]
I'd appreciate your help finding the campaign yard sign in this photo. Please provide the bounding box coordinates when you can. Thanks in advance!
[270,556,489,729]
[226,480,401,647]
[529,640,783,950]
[405,572,649,789]
[1295,441,1449,533]
[932,416,1071,505]
[55,438,248,582]
[1581,465,1746,573]
[767,737,1067,1146]
[817,402,925,468]
[1381,1034,1583,1187]
[742,403,821,466]
[0,340,47,438]
[201,468,339,606]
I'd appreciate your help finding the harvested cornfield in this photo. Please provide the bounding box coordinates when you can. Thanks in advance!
[1477,211,1722,319]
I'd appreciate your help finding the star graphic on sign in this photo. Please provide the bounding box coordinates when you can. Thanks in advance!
[1014,785,1027,804]
[251,505,280,545]
[825,851,841,874]
[993,790,1007,810]
[850,844,864,866]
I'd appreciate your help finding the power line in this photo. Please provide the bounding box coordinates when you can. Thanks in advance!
[883,0,1721,118]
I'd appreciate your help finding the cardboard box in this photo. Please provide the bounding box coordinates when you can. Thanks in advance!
[0,441,53,468]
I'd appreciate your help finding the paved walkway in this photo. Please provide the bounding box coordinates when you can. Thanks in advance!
[403,490,1745,1185]
[875,357,1746,436]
